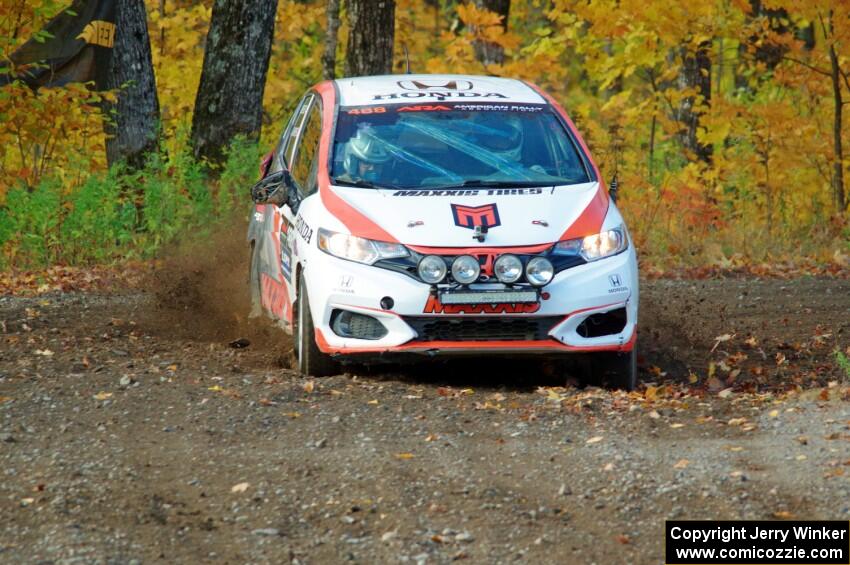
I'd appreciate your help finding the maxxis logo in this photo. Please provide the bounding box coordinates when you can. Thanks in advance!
[423,295,540,314]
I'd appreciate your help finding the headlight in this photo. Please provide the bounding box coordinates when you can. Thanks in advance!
[554,225,628,262]
[451,255,480,284]
[493,254,522,283]
[317,228,408,265]
[525,257,554,286]
[418,255,448,283]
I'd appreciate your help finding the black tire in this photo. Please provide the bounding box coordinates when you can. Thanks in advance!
[294,274,337,377]
[593,346,638,391]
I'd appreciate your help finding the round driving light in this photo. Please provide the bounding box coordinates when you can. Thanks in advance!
[451,255,480,284]
[526,257,554,287]
[418,255,447,284]
[494,254,523,283]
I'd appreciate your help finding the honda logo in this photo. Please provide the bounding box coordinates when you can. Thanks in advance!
[397,79,473,91]
[451,203,501,230]
[609,274,622,287]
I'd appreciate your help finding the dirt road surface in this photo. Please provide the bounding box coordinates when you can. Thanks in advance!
[1,272,849,564]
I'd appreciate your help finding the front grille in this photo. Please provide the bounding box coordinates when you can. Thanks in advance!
[404,316,561,342]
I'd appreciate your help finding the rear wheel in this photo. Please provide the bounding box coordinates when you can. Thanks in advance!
[294,274,337,377]
[592,346,638,391]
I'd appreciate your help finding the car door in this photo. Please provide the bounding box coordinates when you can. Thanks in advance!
[281,94,323,297]
[253,94,312,325]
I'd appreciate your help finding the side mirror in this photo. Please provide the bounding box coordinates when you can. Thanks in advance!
[251,170,291,205]
[609,175,619,203]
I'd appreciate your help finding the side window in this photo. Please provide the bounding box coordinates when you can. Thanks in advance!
[289,100,323,195]
[278,97,311,170]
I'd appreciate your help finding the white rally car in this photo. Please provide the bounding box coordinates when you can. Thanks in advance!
[247,75,639,388]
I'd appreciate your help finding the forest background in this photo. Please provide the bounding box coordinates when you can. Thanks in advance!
[1,0,849,274]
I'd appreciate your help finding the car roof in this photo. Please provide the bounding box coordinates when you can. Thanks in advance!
[333,74,547,107]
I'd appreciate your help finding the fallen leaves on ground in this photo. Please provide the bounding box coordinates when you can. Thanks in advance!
[0,264,150,296]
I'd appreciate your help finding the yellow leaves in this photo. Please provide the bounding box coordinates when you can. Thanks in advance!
[696,120,731,148]
[456,3,506,29]
[394,452,415,460]
[93,392,113,400]
[600,89,634,113]
[0,79,108,192]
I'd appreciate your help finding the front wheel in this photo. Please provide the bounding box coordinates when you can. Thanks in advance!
[293,274,338,377]
[592,346,638,391]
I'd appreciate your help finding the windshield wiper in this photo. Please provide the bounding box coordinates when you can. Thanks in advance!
[332,178,401,190]
[425,179,554,190]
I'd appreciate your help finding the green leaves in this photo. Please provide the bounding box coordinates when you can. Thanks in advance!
[0,136,262,269]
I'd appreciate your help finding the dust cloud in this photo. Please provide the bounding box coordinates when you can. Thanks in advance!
[141,218,289,353]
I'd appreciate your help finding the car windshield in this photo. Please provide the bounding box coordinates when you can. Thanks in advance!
[330,103,591,190]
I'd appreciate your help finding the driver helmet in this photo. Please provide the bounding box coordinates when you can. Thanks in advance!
[343,127,391,181]
[471,114,523,162]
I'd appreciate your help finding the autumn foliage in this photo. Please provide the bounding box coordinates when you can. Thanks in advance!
[1,0,849,270]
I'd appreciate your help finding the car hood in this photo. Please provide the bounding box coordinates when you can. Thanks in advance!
[328,182,606,247]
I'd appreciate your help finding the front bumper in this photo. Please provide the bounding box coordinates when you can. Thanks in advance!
[304,248,638,357]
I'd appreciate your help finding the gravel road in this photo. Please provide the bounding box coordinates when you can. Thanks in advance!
[1,276,848,564]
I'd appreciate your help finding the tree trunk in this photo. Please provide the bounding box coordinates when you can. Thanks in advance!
[471,0,509,66]
[828,39,845,215]
[104,0,160,170]
[677,40,712,165]
[322,0,341,80]
[345,0,396,77]
[191,0,279,164]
